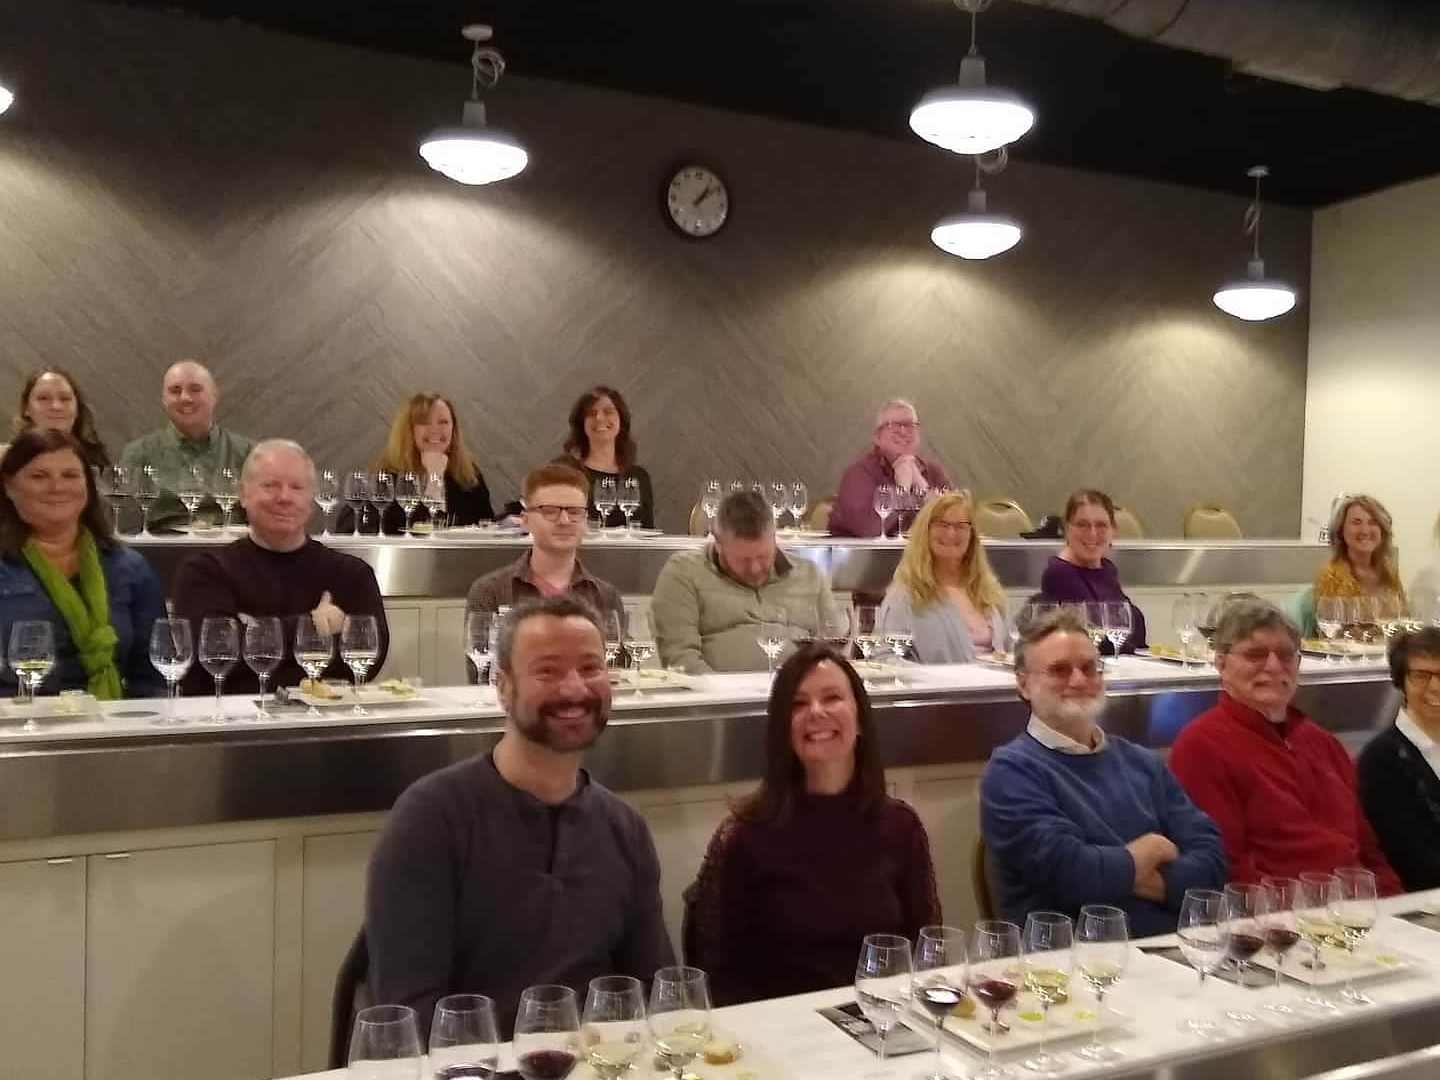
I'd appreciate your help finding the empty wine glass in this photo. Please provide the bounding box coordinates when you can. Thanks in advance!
[148,617,193,722]
[649,967,711,1080]
[1079,602,1107,656]
[1172,593,1200,670]
[602,609,624,670]
[1176,888,1229,1037]
[913,925,968,1080]
[466,611,496,703]
[1021,910,1074,1073]
[214,466,240,529]
[176,465,207,530]
[294,613,335,717]
[422,471,448,531]
[700,480,722,527]
[430,994,500,1080]
[768,481,790,529]
[582,976,647,1080]
[728,480,746,496]
[855,935,911,1061]
[311,469,339,535]
[1222,883,1266,1023]
[619,476,642,532]
[882,605,915,664]
[97,464,133,533]
[343,470,371,537]
[1075,905,1129,1062]
[1102,601,1132,658]
[1347,596,1379,662]
[757,606,787,675]
[348,1003,422,1080]
[854,604,886,666]
[243,616,284,719]
[371,472,396,526]
[790,480,809,529]
[395,471,421,534]
[1316,596,1345,663]
[968,921,1022,1080]
[136,464,161,536]
[9,620,55,715]
[873,484,895,538]
[1193,593,1218,652]
[341,614,380,715]
[1334,866,1379,1006]
[198,616,239,723]
[819,603,853,654]
[626,609,658,690]
[595,476,619,530]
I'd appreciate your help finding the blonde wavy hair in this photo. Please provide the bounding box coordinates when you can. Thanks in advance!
[895,490,1006,614]
[1328,493,1402,594]
[377,393,480,488]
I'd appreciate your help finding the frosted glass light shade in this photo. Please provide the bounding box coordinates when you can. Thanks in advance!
[1213,259,1297,321]
[419,127,528,186]
[0,85,13,116]
[910,88,1034,156]
[931,214,1022,260]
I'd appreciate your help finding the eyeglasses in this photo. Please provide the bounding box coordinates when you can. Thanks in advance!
[881,420,920,432]
[529,505,588,522]
[1039,661,1101,681]
[1405,668,1440,688]
[1230,646,1299,666]
[931,520,973,534]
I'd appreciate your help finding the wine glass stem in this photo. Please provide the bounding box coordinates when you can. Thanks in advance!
[258,674,269,716]
[214,677,224,719]
[934,1015,944,1074]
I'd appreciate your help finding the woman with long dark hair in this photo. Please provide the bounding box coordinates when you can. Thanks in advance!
[685,643,940,1005]
[560,386,654,529]
[5,368,111,469]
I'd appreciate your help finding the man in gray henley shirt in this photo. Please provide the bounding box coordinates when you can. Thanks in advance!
[366,596,675,1034]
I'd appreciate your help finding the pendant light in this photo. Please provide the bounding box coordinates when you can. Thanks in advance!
[1212,166,1298,321]
[418,25,528,186]
[932,153,1022,260]
[0,85,12,116]
[910,0,1035,157]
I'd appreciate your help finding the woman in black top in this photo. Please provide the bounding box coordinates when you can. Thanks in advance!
[1358,627,1440,891]
[560,385,654,529]
[7,368,111,470]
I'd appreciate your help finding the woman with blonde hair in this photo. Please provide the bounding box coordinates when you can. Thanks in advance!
[878,490,1008,661]
[1315,494,1405,605]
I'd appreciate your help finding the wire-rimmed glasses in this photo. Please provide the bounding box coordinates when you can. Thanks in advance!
[1021,911,1073,1073]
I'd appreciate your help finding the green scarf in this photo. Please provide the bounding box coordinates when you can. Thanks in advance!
[22,530,123,700]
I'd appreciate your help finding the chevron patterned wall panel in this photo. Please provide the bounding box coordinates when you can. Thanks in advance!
[0,1,1311,536]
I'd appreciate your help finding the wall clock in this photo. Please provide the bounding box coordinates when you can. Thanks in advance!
[664,164,730,239]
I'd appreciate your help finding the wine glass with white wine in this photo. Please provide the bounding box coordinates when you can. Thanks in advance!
[582,976,647,1080]
[340,614,380,715]
[294,614,336,718]
[1075,904,1129,1062]
[649,967,711,1080]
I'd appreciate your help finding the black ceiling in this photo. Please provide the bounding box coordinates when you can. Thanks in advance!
[97,0,1440,206]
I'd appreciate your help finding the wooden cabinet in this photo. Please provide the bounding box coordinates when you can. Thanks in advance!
[299,831,377,1073]
[84,841,277,1080]
[0,856,87,1080]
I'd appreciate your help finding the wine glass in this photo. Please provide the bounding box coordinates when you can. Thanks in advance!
[1316,596,1345,663]
[855,934,911,1061]
[602,609,624,670]
[1021,911,1073,1073]
[422,471,448,531]
[619,477,642,532]
[595,476,619,531]
[1171,593,1200,670]
[1260,876,1303,1015]
[515,986,581,1080]
[313,469,339,535]
[757,606,787,675]
[294,613,335,717]
[854,603,885,663]
[371,472,396,527]
[728,480,746,496]
[649,967,711,1080]
[243,616,284,719]
[790,480,809,529]
[913,925,968,1080]
[98,464,133,533]
[1078,602,1107,657]
[1376,591,1405,643]
[430,994,500,1080]
[136,464,161,536]
[176,466,207,530]
[626,609,658,688]
[883,606,915,664]
[873,484,895,538]
[1222,883,1266,1023]
[1075,905,1128,1062]
[1296,872,1343,1012]
[214,466,240,529]
[348,1003,422,1080]
[819,603,853,654]
[148,617,193,722]
[395,471,422,534]
[1176,888,1229,1037]
[967,920,1022,1080]
[700,480,722,527]
[582,976,647,1080]
[198,616,239,723]
[343,470,371,537]
[1347,596,1380,662]
[9,620,56,715]
[1193,592,1218,652]
[1102,602,1132,658]
[768,481,790,529]
[465,611,496,703]
[340,614,380,715]
[1333,866,1379,1006]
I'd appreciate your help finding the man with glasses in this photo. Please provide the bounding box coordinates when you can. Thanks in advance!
[465,464,625,654]
[1357,627,1440,890]
[1170,598,1401,893]
[828,399,951,537]
[981,608,1224,934]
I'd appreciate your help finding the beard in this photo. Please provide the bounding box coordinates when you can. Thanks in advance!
[511,689,610,752]
[1031,685,1106,731]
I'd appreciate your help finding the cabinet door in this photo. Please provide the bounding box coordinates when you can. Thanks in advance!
[85,841,276,1080]
[0,857,86,1080]
[381,603,422,682]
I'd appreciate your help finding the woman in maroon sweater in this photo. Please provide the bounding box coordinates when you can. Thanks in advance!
[686,643,941,1005]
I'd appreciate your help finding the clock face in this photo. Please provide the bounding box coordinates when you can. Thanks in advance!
[665,165,730,238]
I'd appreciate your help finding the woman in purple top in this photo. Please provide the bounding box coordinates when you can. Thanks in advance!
[1039,489,1147,652]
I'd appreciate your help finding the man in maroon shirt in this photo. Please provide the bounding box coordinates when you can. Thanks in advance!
[827,399,951,537]
[1169,598,1400,894]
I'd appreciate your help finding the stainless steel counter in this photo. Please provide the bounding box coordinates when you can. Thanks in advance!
[126,533,1328,597]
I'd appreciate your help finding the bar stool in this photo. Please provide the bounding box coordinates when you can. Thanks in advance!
[1113,505,1145,539]
[974,499,1034,539]
[1183,504,1243,539]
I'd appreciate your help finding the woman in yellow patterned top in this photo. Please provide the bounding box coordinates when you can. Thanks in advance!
[1315,494,1406,606]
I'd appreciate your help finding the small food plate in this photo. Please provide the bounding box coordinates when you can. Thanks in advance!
[779,529,831,540]
[851,660,913,685]
[0,692,100,724]
[974,651,1016,669]
[908,994,1128,1055]
[1136,645,1207,664]
[1301,638,1386,660]
[590,528,665,540]
[1251,945,1411,987]
[608,669,696,694]
[288,680,425,709]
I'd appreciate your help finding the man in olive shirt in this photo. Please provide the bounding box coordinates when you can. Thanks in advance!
[367,596,675,1036]
[119,360,255,530]
[651,490,841,673]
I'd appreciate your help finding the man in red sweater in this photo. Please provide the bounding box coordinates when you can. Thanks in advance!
[1169,598,1401,894]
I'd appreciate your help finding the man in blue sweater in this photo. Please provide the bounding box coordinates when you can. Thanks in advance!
[980,608,1226,936]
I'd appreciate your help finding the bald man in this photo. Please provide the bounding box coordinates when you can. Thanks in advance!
[119,360,256,530]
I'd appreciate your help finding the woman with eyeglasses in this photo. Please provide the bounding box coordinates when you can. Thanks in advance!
[1038,489,1147,652]
[878,489,1008,661]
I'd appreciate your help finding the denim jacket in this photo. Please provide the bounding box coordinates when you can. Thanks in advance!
[0,543,167,698]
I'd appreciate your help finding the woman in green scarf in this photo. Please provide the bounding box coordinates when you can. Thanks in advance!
[0,430,165,699]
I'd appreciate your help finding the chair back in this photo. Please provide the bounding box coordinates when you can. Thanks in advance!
[329,928,371,1070]
[688,503,708,537]
[1112,505,1144,539]
[680,881,702,967]
[1183,504,1243,539]
[974,499,1034,539]
[972,836,1003,922]
[805,497,835,533]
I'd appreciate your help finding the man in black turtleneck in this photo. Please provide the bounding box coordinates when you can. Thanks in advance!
[171,439,389,694]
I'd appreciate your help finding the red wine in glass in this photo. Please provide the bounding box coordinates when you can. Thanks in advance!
[1265,928,1300,956]
[968,977,1017,1034]
[1228,932,1265,963]
[517,1050,577,1080]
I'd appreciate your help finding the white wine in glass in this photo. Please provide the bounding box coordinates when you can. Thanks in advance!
[294,614,336,718]
[649,967,712,1080]
[340,614,381,715]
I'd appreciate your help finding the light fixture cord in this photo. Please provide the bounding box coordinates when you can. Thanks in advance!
[1244,171,1263,260]
[958,0,994,56]
[470,44,506,101]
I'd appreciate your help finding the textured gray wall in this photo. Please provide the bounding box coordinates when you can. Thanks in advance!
[0,1,1311,535]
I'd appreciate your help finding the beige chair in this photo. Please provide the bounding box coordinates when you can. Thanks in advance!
[688,503,708,537]
[804,496,835,533]
[974,499,1034,539]
[1112,505,1145,539]
[1183,504,1243,539]
[972,837,1002,922]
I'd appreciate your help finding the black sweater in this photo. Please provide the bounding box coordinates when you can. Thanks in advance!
[1357,720,1440,892]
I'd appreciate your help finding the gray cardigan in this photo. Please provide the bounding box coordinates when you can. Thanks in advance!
[878,584,1008,663]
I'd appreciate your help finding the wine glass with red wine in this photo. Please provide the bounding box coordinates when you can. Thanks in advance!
[913,925,968,1080]
[1222,883,1266,1024]
[967,920,1022,1080]
[1260,876,1303,1016]
[514,985,581,1080]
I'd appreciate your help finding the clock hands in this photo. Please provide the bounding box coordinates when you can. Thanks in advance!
[692,184,719,208]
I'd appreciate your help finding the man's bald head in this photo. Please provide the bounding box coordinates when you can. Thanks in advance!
[162,359,219,439]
